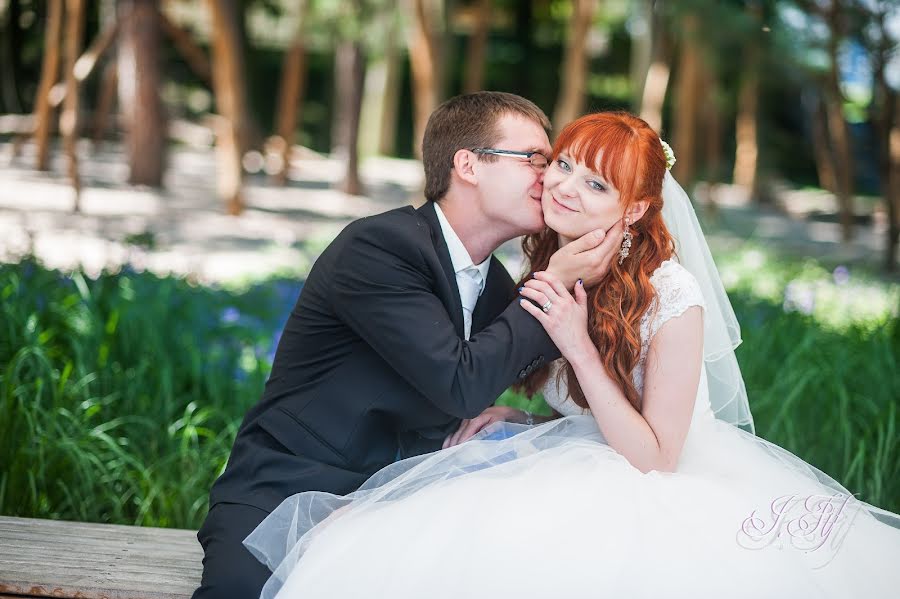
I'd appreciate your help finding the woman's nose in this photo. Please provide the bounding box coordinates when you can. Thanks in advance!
[557,174,577,196]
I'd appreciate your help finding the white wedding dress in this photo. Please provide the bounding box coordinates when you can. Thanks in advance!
[246,260,900,599]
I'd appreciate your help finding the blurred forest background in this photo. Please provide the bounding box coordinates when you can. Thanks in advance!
[2,0,898,262]
[1,0,898,529]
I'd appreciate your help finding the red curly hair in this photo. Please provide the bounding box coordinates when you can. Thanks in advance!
[516,112,674,411]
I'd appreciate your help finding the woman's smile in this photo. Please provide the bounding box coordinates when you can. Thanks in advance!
[549,194,578,213]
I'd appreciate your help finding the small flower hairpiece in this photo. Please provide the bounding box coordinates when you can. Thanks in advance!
[660,140,676,171]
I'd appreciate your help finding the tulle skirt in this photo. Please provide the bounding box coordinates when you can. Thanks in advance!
[245,415,900,599]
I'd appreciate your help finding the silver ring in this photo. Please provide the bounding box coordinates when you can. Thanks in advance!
[541,300,553,313]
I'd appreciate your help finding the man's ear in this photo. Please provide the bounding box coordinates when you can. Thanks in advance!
[625,198,650,225]
[452,149,479,186]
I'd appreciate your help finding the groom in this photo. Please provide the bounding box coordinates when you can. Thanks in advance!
[193,91,620,598]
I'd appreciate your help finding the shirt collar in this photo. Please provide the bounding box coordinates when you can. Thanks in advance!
[433,202,491,281]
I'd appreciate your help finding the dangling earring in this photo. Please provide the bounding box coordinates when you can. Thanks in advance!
[618,217,633,265]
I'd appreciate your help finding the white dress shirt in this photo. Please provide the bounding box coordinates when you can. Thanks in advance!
[433,203,491,340]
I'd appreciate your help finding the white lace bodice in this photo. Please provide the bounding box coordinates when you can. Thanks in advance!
[543,260,709,419]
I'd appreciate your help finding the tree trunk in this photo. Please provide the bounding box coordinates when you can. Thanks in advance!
[407,0,442,158]
[810,92,838,194]
[672,14,701,187]
[33,0,64,171]
[462,0,491,94]
[823,80,855,242]
[553,0,596,132]
[90,0,116,145]
[208,0,256,155]
[118,0,165,186]
[824,3,854,242]
[438,0,454,97]
[207,0,246,214]
[334,40,366,196]
[378,20,402,156]
[92,60,118,143]
[34,19,118,114]
[272,1,309,186]
[887,95,900,271]
[73,19,117,84]
[159,12,211,86]
[733,40,760,197]
[513,0,534,99]
[699,56,721,217]
[61,0,85,210]
[629,0,653,114]
[360,12,401,158]
[1,0,24,113]
[234,2,263,152]
[870,8,898,271]
[359,55,384,158]
[639,8,670,133]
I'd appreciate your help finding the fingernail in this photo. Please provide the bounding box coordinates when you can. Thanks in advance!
[518,287,524,293]
[577,279,583,285]
[594,230,604,239]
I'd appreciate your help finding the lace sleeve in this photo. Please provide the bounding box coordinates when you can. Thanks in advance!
[645,260,706,342]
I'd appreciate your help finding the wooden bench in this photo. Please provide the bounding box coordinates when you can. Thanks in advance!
[0,516,202,599]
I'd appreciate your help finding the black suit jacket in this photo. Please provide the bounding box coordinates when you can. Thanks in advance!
[209,202,559,513]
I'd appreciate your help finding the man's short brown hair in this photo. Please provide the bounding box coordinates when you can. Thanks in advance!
[422,91,551,202]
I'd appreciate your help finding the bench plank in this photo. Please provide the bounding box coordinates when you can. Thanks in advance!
[0,516,203,599]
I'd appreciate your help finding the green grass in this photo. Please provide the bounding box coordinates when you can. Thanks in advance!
[1,248,898,529]
[719,247,899,510]
[0,259,297,527]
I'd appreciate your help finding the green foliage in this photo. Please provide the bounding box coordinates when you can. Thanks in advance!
[0,259,300,527]
[1,252,897,530]
[731,294,899,512]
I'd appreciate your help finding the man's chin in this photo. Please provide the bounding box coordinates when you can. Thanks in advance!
[534,210,557,233]
[508,207,548,237]
[523,219,547,235]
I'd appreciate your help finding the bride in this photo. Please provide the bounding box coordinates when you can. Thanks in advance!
[245,112,900,598]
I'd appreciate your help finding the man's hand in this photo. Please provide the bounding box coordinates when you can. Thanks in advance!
[546,219,624,288]
[442,406,526,449]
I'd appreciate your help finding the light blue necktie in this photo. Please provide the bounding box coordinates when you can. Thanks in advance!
[457,266,484,340]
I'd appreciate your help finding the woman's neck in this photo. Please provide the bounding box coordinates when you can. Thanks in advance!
[557,233,574,248]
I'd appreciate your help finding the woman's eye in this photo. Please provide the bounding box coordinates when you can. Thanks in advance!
[588,180,606,192]
[556,158,571,172]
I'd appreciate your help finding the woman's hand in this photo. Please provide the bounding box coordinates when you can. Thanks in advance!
[519,272,594,362]
[442,406,526,449]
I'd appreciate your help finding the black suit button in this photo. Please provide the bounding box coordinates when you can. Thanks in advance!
[525,365,534,376]
[518,369,527,379]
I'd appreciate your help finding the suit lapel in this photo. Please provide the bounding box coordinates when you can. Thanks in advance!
[470,256,516,336]
[417,202,465,339]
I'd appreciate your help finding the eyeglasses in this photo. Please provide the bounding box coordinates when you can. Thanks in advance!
[470,148,549,171]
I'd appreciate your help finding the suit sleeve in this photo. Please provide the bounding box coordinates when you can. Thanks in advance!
[331,220,560,419]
